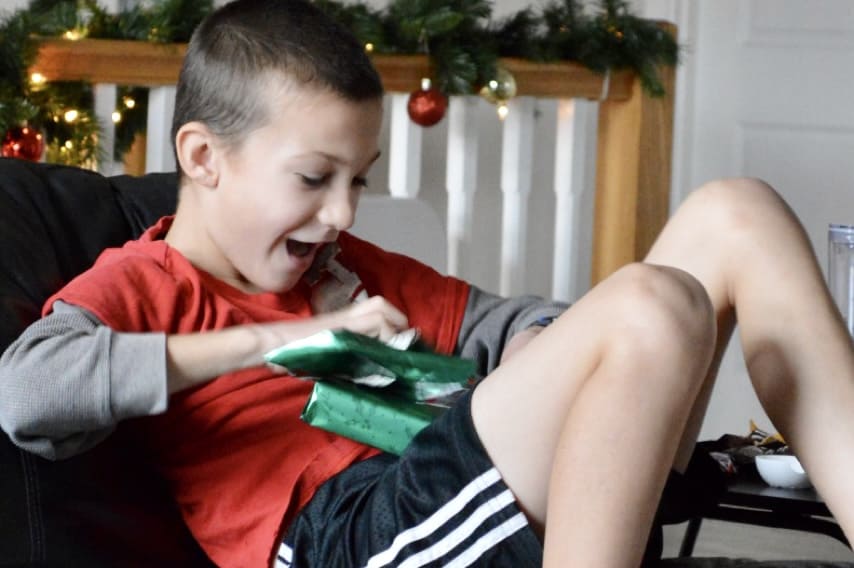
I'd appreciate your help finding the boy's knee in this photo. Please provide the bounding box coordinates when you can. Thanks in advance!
[693,177,778,206]
[684,177,795,236]
[608,263,716,352]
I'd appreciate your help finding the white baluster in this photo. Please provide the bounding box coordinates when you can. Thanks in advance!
[552,98,598,302]
[445,96,479,277]
[388,94,422,198]
[93,83,118,175]
[145,86,176,173]
[499,97,535,296]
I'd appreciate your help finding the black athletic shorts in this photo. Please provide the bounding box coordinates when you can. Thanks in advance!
[275,388,543,567]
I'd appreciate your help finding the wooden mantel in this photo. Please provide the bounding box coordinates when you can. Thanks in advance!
[31,30,675,284]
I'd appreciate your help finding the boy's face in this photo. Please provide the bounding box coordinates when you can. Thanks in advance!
[195,84,383,294]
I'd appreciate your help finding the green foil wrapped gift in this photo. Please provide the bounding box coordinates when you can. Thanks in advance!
[303,380,448,455]
[264,329,477,455]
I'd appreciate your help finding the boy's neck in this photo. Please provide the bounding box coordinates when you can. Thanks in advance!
[163,184,212,273]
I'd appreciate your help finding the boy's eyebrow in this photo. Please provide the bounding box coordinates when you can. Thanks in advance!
[350,151,382,170]
[294,151,382,169]
[365,151,382,168]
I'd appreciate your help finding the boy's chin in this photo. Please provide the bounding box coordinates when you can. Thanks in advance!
[263,273,305,294]
[234,271,302,295]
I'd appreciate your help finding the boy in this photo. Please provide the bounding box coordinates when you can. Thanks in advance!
[1,0,853,566]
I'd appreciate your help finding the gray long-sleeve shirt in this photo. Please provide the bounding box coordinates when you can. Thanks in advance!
[0,287,566,460]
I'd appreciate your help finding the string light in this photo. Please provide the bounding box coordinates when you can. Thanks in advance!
[364,42,374,54]
[112,111,122,123]
[496,102,509,121]
[30,72,46,85]
[63,29,82,41]
[63,109,79,123]
[123,96,136,109]
[64,140,74,149]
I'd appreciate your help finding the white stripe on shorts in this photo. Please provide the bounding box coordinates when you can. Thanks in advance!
[444,512,529,568]
[364,467,502,568]
[396,489,518,568]
[274,542,293,568]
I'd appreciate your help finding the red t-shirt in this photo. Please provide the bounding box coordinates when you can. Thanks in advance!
[46,217,470,568]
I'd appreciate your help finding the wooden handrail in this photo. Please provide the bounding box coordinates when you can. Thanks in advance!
[30,28,676,284]
[31,38,633,100]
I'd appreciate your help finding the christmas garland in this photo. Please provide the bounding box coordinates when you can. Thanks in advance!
[0,0,211,165]
[0,0,678,166]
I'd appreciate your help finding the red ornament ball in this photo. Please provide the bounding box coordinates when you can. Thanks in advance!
[407,79,448,127]
[2,126,45,162]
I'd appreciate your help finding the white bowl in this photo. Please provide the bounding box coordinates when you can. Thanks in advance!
[755,455,812,489]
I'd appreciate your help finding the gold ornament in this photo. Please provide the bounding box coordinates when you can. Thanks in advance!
[479,67,517,120]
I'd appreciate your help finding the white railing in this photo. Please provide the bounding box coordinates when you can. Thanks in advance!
[31,38,675,301]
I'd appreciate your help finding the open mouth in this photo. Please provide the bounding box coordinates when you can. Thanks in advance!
[286,239,316,258]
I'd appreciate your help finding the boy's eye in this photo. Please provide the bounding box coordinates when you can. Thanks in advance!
[298,174,327,188]
[297,173,368,189]
[353,176,368,189]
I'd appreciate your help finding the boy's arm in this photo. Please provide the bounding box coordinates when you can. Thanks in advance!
[165,295,409,392]
[0,301,168,460]
[0,297,409,460]
[455,285,568,377]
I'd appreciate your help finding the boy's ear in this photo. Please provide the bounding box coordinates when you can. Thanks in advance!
[175,122,220,188]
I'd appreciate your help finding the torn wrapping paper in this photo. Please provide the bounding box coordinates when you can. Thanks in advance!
[264,329,477,454]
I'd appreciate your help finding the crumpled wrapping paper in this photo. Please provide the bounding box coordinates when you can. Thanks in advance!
[264,329,476,455]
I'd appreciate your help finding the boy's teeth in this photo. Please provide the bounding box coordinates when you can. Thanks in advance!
[287,239,313,257]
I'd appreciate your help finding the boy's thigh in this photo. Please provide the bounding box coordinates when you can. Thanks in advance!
[279,389,542,567]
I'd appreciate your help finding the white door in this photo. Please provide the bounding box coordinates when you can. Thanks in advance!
[644,0,854,438]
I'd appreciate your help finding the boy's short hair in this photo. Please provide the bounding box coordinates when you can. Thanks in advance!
[171,0,384,173]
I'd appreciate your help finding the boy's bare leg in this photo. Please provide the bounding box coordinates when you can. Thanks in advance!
[471,263,716,567]
[668,310,735,472]
[645,178,854,536]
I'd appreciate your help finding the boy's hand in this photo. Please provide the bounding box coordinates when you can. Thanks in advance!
[259,295,408,352]
[167,296,409,393]
[333,295,409,342]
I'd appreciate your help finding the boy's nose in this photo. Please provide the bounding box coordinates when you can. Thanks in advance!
[318,187,356,231]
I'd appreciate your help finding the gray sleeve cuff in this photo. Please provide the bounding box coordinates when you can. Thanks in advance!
[456,285,568,377]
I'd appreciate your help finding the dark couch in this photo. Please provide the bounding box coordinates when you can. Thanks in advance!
[0,158,212,567]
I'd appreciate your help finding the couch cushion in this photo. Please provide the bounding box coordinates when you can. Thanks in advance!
[0,159,211,566]
[0,160,176,348]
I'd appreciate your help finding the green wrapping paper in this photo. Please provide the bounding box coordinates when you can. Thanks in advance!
[264,329,477,454]
[264,329,475,389]
[302,380,446,455]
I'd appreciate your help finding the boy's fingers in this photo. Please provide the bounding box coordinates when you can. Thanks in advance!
[357,296,408,330]
[377,323,397,343]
